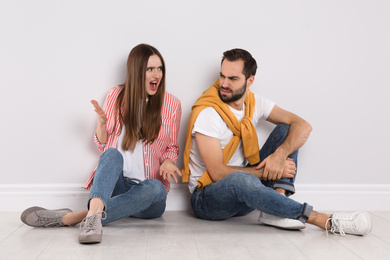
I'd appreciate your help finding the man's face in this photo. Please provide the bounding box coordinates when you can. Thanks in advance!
[219,59,248,104]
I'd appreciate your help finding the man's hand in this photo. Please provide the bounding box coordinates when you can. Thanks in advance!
[256,154,296,181]
[160,159,182,183]
[282,158,296,178]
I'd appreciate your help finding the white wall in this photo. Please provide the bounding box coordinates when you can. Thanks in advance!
[1,0,390,211]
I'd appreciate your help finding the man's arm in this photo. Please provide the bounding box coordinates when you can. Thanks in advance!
[195,132,264,182]
[256,105,312,180]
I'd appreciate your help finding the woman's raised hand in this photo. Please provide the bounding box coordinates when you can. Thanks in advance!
[91,100,107,125]
[91,100,108,144]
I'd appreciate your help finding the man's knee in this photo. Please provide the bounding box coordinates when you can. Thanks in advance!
[229,171,263,191]
[267,123,290,146]
[274,123,290,137]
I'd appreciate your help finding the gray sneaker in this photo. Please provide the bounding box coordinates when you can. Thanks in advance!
[20,206,72,227]
[78,212,106,244]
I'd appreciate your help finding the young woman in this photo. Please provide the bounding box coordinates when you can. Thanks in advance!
[20,44,182,244]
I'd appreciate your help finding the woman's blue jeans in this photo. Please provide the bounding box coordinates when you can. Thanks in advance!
[191,124,313,223]
[88,148,166,225]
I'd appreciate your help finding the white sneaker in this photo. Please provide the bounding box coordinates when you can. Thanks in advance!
[258,212,306,230]
[327,211,372,236]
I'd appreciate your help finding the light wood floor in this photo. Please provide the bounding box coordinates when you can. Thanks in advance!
[1,210,389,260]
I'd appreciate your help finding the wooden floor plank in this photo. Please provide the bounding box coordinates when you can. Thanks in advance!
[1,210,388,260]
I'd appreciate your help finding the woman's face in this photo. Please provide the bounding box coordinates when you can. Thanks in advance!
[145,54,163,96]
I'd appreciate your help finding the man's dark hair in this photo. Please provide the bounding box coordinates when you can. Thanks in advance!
[221,48,257,79]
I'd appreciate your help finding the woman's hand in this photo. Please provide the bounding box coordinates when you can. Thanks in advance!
[160,159,182,183]
[91,100,108,144]
[91,100,107,125]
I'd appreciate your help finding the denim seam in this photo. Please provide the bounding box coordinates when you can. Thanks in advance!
[272,181,294,186]
[271,182,296,197]
[298,203,313,224]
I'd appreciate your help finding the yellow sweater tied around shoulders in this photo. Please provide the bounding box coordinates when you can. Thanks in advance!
[182,79,260,189]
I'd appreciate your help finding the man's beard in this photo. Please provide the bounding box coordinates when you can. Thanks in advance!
[218,81,247,103]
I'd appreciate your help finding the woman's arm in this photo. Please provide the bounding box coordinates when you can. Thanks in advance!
[159,98,182,183]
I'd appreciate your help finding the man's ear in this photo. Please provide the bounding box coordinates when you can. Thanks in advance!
[246,75,255,88]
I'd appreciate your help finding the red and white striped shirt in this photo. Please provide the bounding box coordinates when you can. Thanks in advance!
[84,86,182,193]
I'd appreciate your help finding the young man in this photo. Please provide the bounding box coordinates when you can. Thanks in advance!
[182,48,371,235]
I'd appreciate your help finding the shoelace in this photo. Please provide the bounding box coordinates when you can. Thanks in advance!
[80,211,107,233]
[37,216,62,227]
[36,211,63,227]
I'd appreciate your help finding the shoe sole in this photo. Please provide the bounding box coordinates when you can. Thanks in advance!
[20,206,72,227]
[259,218,306,230]
[258,213,306,230]
[79,232,103,244]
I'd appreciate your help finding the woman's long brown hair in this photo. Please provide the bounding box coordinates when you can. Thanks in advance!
[114,44,166,151]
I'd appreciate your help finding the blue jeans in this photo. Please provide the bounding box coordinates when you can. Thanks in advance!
[88,148,166,225]
[191,124,313,223]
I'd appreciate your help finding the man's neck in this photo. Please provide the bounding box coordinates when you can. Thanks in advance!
[227,92,247,111]
[227,100,244,111]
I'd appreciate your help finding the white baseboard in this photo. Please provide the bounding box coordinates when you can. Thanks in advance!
[291,184,390,211]
[1,183,389,212]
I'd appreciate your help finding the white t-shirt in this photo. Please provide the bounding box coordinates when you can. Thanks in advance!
[188,94,275,193]
[117,127,146,183]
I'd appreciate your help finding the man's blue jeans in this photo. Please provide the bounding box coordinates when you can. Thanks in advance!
[191,124,313,223]
[253,123,298,197]
[88,148,166,225]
